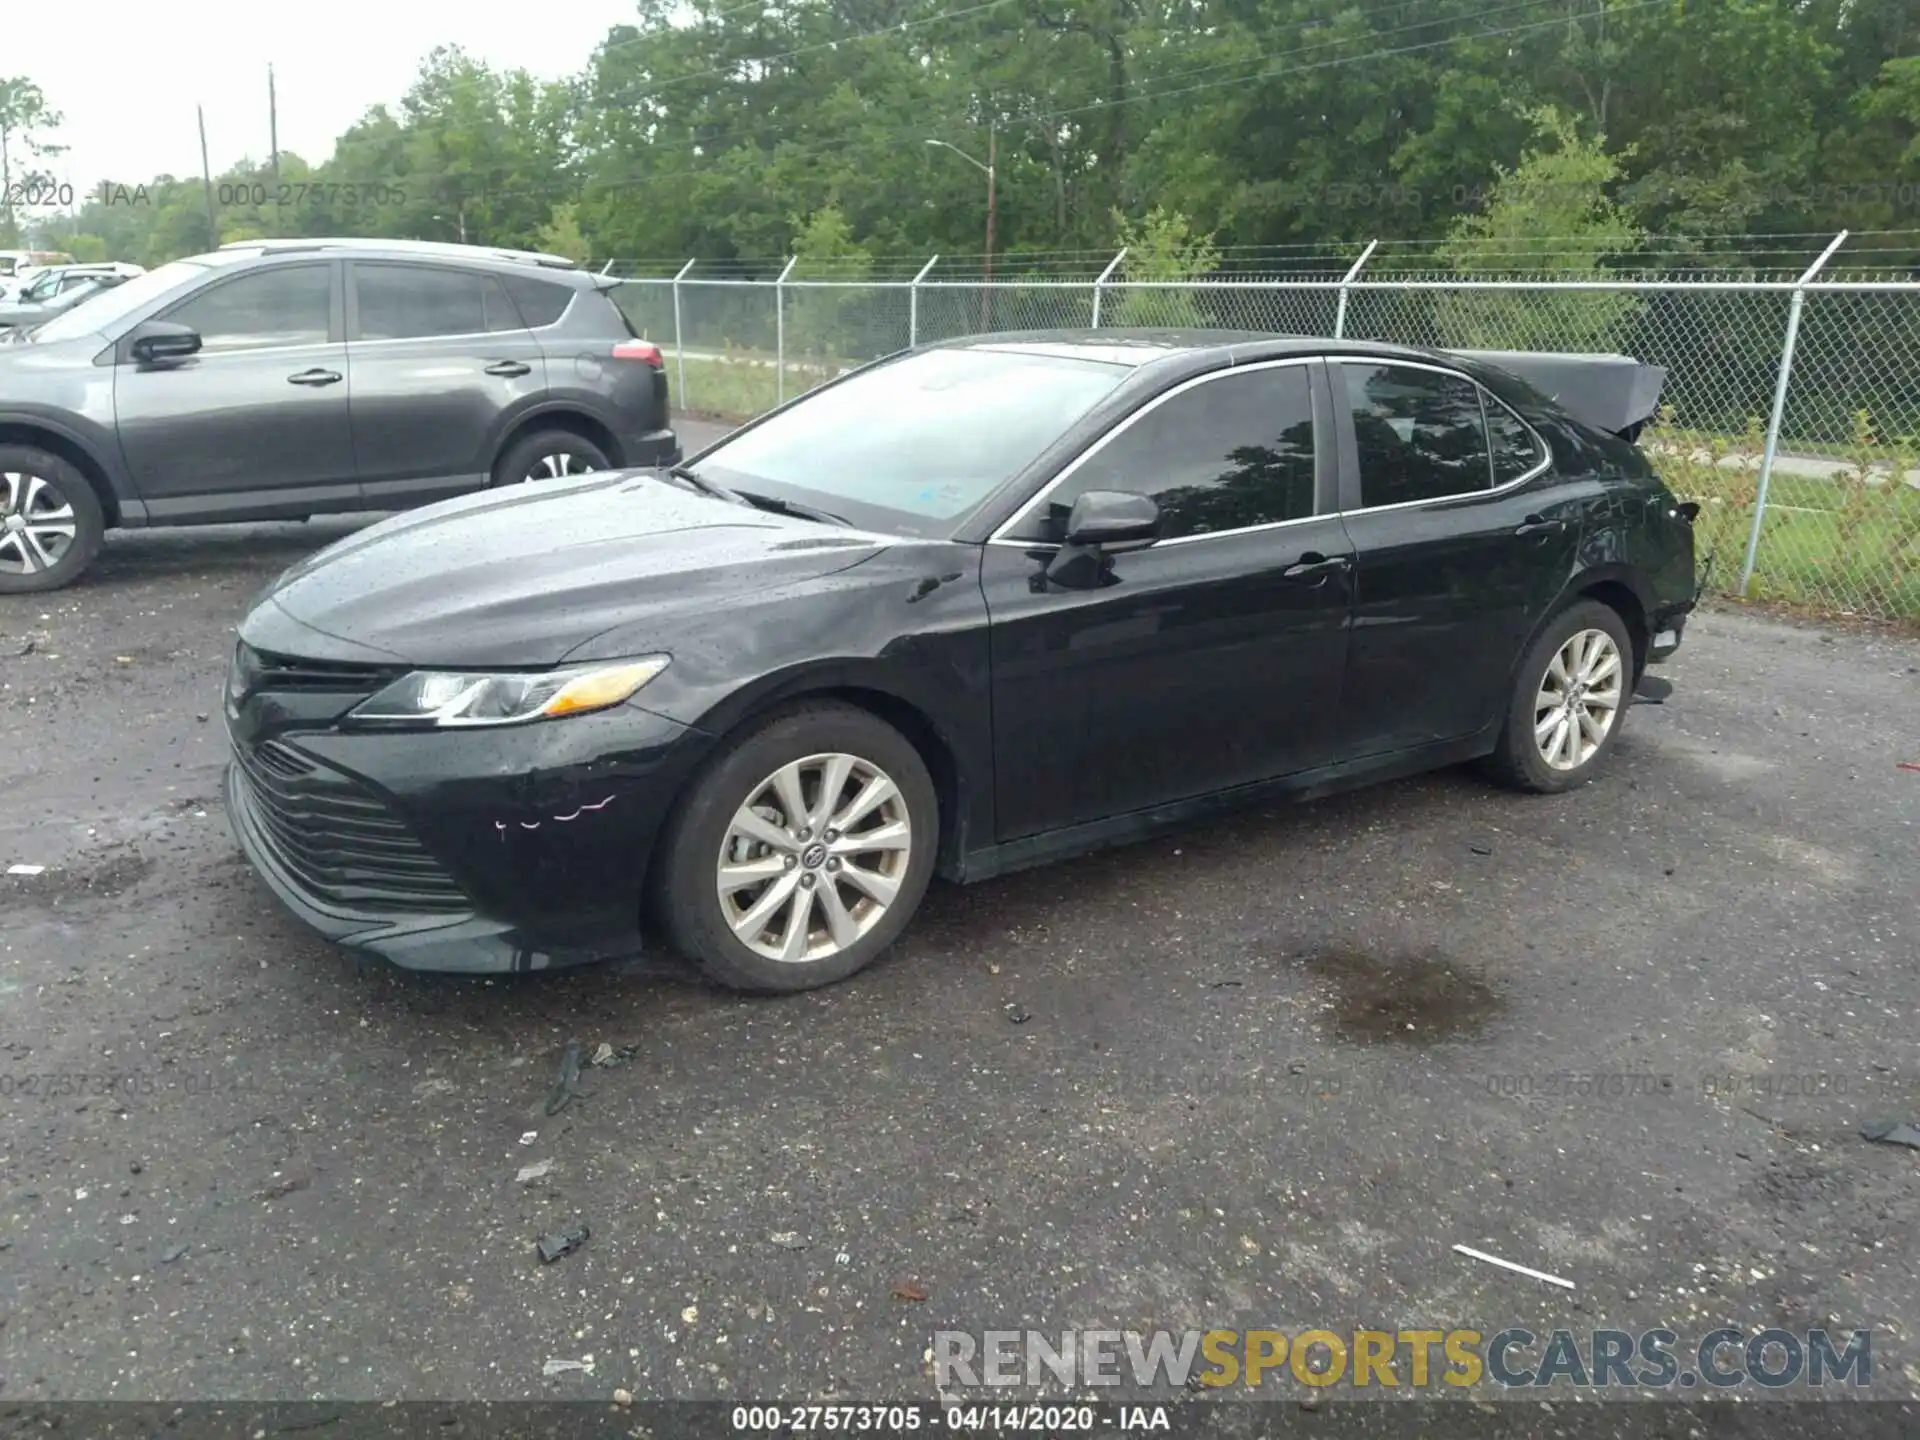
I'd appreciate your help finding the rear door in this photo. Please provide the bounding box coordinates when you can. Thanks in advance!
[982,359,1354,840]
[1330,359,1583,754]
[112,259,358,517]
[344,260,548,507]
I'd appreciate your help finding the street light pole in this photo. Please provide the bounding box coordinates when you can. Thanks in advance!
[926,133,996,331]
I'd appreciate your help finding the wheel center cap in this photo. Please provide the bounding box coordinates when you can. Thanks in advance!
[801,843,828,869]
[3,513,23,532]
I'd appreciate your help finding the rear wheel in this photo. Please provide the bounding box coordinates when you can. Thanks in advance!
[0,446,105,594]
[655,703,939,993]
[1483,599,1634,794]
[490,429,611,488]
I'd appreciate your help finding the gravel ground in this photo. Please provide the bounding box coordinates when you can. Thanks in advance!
[0,430,1916,1421]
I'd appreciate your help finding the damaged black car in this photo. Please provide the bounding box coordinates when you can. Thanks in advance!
[224,330,1699,991]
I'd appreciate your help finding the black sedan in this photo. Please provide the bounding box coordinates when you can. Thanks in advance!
[225,330,1698,991]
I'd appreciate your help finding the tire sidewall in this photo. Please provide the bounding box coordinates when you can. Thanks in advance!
[660,705,939,993]
[0,446,105,594]
[1502,600,1635,793]
[492,430,612,488]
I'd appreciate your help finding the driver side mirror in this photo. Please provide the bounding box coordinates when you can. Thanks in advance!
[128,320,202,364]
[1062,489,1161,553]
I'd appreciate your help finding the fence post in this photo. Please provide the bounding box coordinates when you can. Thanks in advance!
[671,259,694,414]
[909,254,939,348]
[774,255,796,406]
[1333,238,1378,339]
[1740,230,1848,596]
[1091,247,1128,329]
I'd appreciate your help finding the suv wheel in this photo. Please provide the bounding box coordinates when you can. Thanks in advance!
[654,703,939,994]
[0,446,105,594]
[492,429,611,487]
[1483,599,1635,794]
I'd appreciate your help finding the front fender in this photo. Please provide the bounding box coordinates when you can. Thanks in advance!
[0,405,143,521]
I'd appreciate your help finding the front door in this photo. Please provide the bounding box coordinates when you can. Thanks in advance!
[982,359,1354,841]
[112,260,357,520]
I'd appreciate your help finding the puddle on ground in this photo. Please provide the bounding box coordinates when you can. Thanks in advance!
[1297,944,1504,1044]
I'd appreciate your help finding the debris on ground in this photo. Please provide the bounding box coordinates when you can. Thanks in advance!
[1005,1004,1030,1025]
[517,1160,554,1185]
[160,1244,189,1264]
[1452,1242,1575,1290]
[769,1232,809,1250]
[536,1223,590,1264]
[614,1389,634,1407]
[518,1131,539,1146]
[1470,843,1493,856]
[590,1042,615,1067]
[254,1174,311,1202]
[1899,762,1920,773]
[541,1356,594,1377]
[891,1280,930,1302]
[545,1039,588,1115]
[1861,1119,1920,1149]
[6,864,45,877]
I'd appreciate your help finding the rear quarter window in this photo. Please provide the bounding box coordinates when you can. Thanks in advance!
[502,275,576,328]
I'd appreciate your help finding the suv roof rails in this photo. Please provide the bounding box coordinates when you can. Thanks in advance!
[216,237,583,270]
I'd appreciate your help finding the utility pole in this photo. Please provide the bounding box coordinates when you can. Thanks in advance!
[197,105,218,248]
[268,64,280,192]
[983,118,997,330]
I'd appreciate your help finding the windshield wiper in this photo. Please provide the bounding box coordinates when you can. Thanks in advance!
[666,462,745,504]
[733,490,850,527]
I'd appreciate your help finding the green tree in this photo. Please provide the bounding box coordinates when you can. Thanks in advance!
[1435,107,1643,350]
[1109,205,1219,327]
[535,203,592,262]
[0,77,64,247]
[787,204,873,362]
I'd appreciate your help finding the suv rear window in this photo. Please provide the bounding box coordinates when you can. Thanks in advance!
[502,275,575,328]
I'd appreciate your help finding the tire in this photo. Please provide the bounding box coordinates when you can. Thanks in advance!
[0,446,106,594]
[654,702,940,994]
[490,428,612,488]
[1483,599,1636,794]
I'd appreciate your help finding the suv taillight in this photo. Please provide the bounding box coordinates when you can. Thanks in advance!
[612,340,663,368]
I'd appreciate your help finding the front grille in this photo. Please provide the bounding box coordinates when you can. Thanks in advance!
[232,739,468,917]
[236,642,404,698]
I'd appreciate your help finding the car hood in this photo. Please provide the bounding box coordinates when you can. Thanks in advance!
[253,470,891,667]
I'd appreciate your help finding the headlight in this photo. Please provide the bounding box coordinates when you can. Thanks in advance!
[348,657,670,728]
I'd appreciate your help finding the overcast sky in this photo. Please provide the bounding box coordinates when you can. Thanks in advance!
[27,0,636,191]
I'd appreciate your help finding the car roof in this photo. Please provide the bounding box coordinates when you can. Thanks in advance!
[929,327,1456,371]
[214,237,585,274]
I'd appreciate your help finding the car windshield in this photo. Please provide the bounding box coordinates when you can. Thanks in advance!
[692,346,1132,536]
[27,259,211,344]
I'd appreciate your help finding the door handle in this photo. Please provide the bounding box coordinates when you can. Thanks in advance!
[1282,551,1352,582]
[484,360,532,378]
[1515,513,1568,537]
[287,368,341,387]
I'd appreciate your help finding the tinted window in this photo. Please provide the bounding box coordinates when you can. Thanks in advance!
[502,274,575,328]
[1484,393,1547,484]
[1344,363,1491,507]
[354,264,522,340]
[163,264,332,353]
[696,346,1130,536]
[1020,367,1317,542]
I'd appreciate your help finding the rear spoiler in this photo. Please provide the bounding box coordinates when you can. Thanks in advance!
[1450,349,1667,442]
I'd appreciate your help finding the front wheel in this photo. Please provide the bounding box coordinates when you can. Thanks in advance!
[0,447,105,594]
[654,703,939,993]
[1483,599,1635,794]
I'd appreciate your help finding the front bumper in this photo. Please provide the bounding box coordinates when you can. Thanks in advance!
[225,700,712,973]
[1648,609,1687,663]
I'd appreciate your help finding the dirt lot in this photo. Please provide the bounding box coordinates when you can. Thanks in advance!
[1,438,1917,1419]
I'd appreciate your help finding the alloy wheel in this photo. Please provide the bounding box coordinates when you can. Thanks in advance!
[525,452,596,482]
[716,752,912,963]
[0,470,77,576]
[1534,628,1624,771]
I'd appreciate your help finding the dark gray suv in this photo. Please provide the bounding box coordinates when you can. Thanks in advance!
[0,238,678,593]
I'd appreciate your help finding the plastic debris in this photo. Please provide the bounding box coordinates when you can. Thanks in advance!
[1452,1243,1575,1290]
[769,1232,809,1250]
[536,1222,590,1264]
[518,1131,539,1146]
[545,1039,587,1115]
[1005,1004,1030,1025]
[1861,1119,1920,1149]
[542,1356,595,1377]
[517,1160,554,1185]
[160,1244,189,1264]
[590,1042,615,1067]
[6,865,44,876]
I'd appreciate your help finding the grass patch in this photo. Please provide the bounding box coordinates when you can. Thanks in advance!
[668,351,844,423]
[1648,409,1920,621]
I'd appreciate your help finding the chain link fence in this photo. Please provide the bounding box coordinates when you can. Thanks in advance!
[609,256,1920,624]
